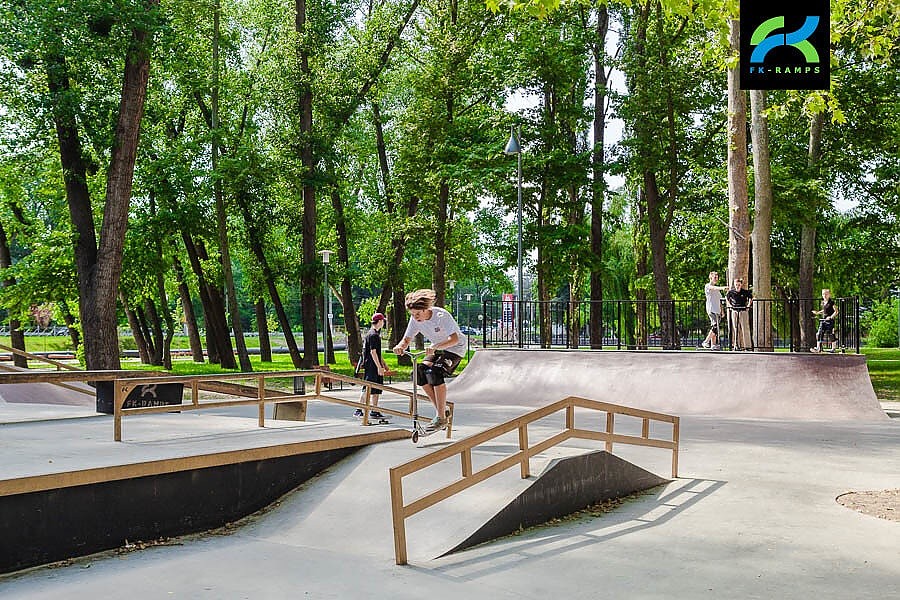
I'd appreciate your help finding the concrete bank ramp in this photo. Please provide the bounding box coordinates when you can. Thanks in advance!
[442,449,669,556]
[449,349,886,421]
[0,364,94,407]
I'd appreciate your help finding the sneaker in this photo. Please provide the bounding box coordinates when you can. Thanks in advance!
[427,415,447,430]
[701,341,711,349]
[353,408,364,417]
[810,347,820,353]
[711,344,721,350]
[369,411,385,419]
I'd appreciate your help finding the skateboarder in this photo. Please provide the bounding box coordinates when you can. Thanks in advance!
[354,312,388,420]
[701,271,728,349]
[811,289,839,353]
[726,278,753,351]
[392,289,467,431]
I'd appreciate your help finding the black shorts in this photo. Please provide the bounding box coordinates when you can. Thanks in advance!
[417,350,463,387]
[817,320,835,342]
[363,364,384,394]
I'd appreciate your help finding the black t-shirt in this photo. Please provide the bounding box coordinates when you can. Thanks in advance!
[363,329,382,367]
[726,288,752,310]
[822,298,835,319]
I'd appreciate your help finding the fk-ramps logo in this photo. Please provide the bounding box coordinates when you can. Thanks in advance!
[740,0,830,90]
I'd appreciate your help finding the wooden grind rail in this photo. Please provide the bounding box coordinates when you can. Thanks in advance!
[388,395,679,565]
[112,369,453,442]
[0,350,288,401]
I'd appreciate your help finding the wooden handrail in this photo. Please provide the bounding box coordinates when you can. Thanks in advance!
[112,369,453,442]
[388,396,679,565]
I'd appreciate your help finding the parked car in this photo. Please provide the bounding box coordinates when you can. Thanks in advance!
[460,326,479,335]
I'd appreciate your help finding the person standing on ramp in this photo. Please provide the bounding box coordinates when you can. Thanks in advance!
[701,271,728,349]
[355,312,389,421]
[726,278,753,351]
[393,289,467,431]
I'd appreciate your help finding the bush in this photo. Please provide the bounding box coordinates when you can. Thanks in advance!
[863,298,899,348]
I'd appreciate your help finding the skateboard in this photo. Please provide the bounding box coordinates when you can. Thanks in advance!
[356,413,391,425]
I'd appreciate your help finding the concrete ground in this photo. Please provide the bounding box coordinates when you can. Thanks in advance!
[1,380,898,599]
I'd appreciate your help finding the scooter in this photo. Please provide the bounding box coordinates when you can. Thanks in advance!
[404,350,451,443]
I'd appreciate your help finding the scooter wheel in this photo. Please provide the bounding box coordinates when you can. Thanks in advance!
[412,431,419,443]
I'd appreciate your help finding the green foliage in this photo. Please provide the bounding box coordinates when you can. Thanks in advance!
[863,298,900,348]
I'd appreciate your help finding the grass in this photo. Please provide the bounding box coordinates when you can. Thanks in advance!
[861,347,900,402]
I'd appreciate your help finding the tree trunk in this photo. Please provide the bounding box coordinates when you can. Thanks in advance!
[196,240,236,367]
[173,257,205,362]
[145,298,164,366]
[634,191,649,349]
[51,0,159,372]
[234,188,304,367]
[750,89,774,351]
[297,0,319,368]
[799,110,826,350]
[183,234,235,367]
[59,301,80,351]
[433,181,450,306]
[0,221,27,367]
[212,0,252,372]
[329,184,362,366]
[589,4,609,349]
[121,293,150,364]
[255,300,272,362]
[727,20,750,285]
[644,172,677,349]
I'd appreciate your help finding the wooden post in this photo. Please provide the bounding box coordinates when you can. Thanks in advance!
[362,386,371,426]
[445,403,454,439]
[642,417,650,439]
[257,375,265,427]
[518,425,530,478]
[566,404,575,429]
[191,380,199,406]
[461,449,472,478]
[114,382,124,442]
[389,468,408,565]
[605,412,614,452]
[672,417,680,478]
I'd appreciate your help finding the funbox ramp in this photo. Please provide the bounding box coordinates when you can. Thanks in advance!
[242,442,668,562]
[449,349,886,421]
[440,449,669,556]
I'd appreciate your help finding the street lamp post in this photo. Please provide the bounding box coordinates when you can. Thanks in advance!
[504,126,523,347]
[319,249,333,364]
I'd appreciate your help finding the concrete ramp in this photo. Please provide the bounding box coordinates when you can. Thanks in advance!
[0,364,94,407]
[443,450,669,556]
[450,349,886,421]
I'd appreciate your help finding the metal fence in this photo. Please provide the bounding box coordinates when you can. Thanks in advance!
[481,297,860,353]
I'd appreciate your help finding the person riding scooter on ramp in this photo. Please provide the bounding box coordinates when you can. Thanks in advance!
[393,289,467,431]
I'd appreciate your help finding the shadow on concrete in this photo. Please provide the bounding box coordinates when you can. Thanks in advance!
[417,477,726,581]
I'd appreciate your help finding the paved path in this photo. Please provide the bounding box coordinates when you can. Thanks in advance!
[2,397,897,599]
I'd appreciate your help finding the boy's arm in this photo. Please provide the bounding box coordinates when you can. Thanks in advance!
[393,336,412,354]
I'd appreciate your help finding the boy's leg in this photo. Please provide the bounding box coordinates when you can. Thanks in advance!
[432,384,447,419]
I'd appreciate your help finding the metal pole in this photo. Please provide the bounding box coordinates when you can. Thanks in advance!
[517,132,524,348]
[323,262,329,364]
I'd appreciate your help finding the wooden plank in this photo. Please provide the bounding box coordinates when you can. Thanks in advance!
[1,429,409,497]
[389,469,408,565]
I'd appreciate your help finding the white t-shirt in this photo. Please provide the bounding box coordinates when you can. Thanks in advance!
[705,282,723,315]
[403,306,467,356]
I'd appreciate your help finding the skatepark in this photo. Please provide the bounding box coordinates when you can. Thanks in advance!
[0,348,898,599]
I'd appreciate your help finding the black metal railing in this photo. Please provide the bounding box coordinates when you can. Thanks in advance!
[481,297,860,353]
